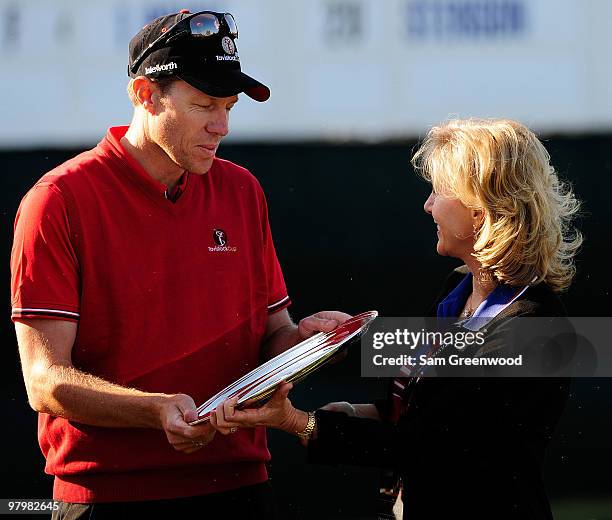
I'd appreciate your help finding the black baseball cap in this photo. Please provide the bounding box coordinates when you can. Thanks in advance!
[128,9,270,102]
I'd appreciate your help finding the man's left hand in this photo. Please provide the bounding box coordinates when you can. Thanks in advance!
[297,310,352,339]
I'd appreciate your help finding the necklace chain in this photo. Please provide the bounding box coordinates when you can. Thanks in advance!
[461,293,475,318]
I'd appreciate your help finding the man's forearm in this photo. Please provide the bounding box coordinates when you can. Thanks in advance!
[261,323,302,360]
[30,363,166,429]
[261,310,349,361]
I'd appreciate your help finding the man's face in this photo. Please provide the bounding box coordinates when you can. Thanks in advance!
[149,79,238,174]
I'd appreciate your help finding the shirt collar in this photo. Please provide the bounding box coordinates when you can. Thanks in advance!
[462,282,531,331]
[102,126,190,203]
[437,272,473,319]
[165,171,189,202]
[438,270,531,330]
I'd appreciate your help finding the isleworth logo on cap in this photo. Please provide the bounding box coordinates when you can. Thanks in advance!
[144,62,178,75]
[128,8,270,101]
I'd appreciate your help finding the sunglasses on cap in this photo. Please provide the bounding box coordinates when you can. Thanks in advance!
[130,11,239,75]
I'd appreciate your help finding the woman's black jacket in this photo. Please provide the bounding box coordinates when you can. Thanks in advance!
[307,267,570,519]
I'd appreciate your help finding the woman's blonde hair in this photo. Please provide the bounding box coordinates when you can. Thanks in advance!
[412,118,582,292]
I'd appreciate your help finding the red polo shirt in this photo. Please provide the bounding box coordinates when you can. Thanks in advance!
[10,126,291,503]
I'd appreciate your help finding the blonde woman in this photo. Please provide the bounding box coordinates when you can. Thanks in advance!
[211,119,582,519]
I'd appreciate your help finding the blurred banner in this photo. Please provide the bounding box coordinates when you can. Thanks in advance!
[2,0,612,147]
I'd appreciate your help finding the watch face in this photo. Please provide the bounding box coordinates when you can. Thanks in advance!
[189,311,378,425]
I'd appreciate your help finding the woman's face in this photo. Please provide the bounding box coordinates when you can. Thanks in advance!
[424,190,476,261]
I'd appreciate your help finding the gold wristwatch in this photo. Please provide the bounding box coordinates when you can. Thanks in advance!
[296,411,316,439]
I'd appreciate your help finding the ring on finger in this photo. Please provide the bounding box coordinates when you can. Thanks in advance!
[193,440,205,447]
[229,427,238,433]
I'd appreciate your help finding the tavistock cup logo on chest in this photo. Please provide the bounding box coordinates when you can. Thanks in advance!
[209,228,238,252]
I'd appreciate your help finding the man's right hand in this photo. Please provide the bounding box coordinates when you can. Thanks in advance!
[157,394,216,454]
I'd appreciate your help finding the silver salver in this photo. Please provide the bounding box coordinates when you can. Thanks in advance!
[189,310,378,425]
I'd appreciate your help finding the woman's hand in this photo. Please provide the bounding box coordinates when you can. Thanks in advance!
[210,382,309,436]
[320,401,381,421]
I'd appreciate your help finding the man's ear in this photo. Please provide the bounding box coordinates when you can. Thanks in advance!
[132,77,155,114]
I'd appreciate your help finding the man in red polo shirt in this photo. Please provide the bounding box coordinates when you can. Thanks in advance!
[10,10,349,519]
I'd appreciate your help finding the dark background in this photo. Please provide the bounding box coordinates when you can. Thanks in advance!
[1,137,610,518]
